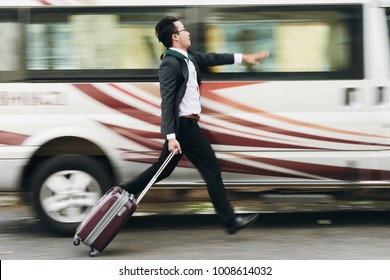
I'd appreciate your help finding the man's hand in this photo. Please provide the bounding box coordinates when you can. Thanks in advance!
[242,50,269,66]
[168,138,182,154]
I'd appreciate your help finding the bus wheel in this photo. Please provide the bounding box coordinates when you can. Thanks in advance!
[31,154,111,235]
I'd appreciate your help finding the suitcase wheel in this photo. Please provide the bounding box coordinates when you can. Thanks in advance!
[89,249,99,257]
[73,238,81,246]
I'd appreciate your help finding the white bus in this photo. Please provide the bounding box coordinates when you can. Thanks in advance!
[1,0,389,234]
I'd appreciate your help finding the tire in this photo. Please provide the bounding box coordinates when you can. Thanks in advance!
[31,154,112,235]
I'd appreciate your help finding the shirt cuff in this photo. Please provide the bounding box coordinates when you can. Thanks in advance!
[166,133,176,140]
[234,53,243,65]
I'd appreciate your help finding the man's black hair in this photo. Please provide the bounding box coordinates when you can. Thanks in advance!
[155,16,180,49]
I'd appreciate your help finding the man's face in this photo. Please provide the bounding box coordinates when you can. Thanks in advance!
[172,21,191,50]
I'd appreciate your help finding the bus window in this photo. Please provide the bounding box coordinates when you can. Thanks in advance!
[202,6,363,79]
[26,8,182,76]
[0,9,22,82]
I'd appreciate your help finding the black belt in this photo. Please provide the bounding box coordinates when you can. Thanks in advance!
[180,114,200,121]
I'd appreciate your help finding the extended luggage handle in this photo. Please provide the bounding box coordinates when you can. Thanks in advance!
[135,149,178,205]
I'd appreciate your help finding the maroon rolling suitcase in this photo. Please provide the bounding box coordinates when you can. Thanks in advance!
[72,186,135,256]
[73,150,177,257]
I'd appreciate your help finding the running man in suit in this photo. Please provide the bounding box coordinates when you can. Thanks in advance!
[122,16,269,234]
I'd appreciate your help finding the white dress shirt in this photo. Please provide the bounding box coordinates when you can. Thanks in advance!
[166,48,242,140]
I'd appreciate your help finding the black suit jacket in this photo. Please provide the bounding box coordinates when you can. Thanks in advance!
[159,50,235,137]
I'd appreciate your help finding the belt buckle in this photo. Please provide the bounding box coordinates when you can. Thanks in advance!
[191,114,200,121]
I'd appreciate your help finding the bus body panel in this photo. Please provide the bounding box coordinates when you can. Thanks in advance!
[0,0,389,190]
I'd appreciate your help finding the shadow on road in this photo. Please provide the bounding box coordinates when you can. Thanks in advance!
[2,205,390,236]
[123,211,390,231]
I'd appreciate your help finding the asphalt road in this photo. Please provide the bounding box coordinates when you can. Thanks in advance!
[1,204,390,260]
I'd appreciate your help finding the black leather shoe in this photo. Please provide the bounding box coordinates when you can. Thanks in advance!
[226,213,259,235]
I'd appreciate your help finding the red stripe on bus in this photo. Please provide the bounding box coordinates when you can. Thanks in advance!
[37,0,52,5]
[202,82,390,147]
[74,83,161,125]
[0,131,28,145]
[202,82,390,139]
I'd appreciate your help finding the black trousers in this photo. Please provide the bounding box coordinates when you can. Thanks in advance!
[121,117,236,226]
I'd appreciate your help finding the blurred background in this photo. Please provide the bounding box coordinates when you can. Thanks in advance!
[1,0,390,260]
